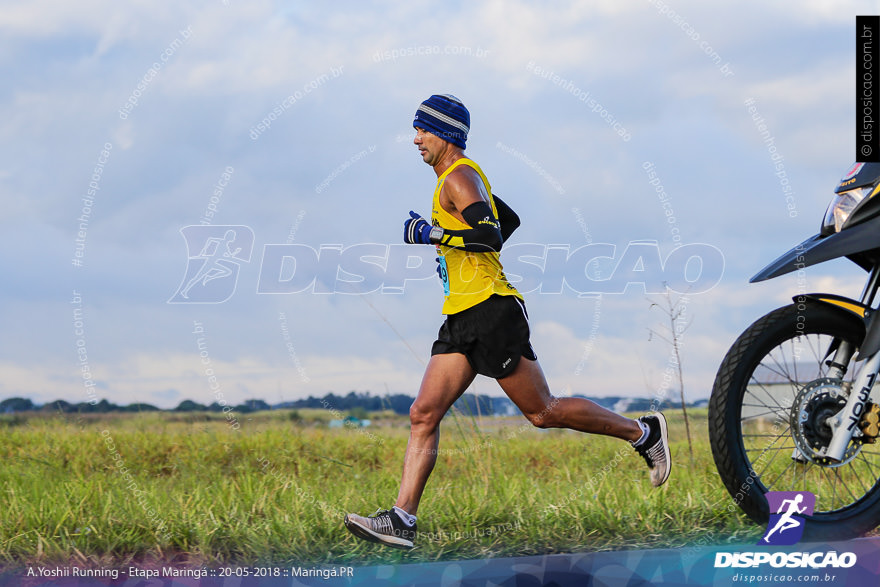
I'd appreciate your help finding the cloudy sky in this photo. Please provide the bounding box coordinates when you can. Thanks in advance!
[0,0,872,409]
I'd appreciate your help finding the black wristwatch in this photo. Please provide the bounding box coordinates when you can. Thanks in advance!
[429,226,445,244]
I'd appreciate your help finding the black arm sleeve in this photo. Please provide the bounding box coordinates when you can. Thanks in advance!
[492,194,520,243]
[433,200,503,252]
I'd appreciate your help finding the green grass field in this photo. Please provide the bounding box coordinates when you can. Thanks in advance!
[0,407,761,570]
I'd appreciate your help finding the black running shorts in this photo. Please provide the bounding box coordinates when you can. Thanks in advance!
[431,294,538,379]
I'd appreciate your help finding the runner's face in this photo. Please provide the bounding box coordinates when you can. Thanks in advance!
[413,127,446,166]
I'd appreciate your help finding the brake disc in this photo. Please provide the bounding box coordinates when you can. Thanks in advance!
[791,378,860,466]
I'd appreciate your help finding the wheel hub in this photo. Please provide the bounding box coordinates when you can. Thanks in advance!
[791,378,859,466]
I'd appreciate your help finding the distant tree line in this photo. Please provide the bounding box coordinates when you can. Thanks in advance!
[0,391,705,416]
[0,397,273,414]
[277,391,415,414]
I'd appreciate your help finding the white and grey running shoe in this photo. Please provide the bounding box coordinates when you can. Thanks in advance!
[634,413,672,487]
[344,508,417,549]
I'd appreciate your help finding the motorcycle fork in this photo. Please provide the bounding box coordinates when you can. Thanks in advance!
[825,265,880,462]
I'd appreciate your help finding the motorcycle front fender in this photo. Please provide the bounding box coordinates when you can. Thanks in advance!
[751,219,880,283]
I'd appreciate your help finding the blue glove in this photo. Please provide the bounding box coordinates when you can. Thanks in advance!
[404,211,433,244]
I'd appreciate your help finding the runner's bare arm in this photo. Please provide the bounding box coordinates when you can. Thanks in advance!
[439,166,489,218]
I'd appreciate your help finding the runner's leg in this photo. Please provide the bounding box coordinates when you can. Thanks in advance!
[395,352,476,515]
[497,357,641,441]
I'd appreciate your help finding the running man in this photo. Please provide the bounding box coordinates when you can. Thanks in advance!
[762,494,806,543]
[344,94,671,549]
[180,229,241,299]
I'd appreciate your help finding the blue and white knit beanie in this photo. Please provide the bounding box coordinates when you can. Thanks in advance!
[413,94,470,149]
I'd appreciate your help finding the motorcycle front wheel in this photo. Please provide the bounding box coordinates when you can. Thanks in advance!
[709,302,880,540]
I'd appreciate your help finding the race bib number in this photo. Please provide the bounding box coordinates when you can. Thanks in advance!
[437,248,450,296]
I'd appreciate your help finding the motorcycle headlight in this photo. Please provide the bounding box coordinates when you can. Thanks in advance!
[821,187,873,234]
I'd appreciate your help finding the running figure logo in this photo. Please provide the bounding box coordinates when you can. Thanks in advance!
[168,225,254,303]
[760,491,816,546]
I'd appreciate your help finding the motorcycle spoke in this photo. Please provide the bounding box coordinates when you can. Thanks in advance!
[855,453,880,485]
[740,403,788,411]
[752,434,792,480]
[767,342,808,388]
[817,465,843,510]
[834,467,859,506]
[744,424,791,451]
[757,357,798,388]
[742,380,792,423]
[800,458,880,514]
[745,431,793,465]
[821,466,838,509]
[741,407,789,421]
[809,333,838,379]
[804,335,825,376]
[764,457,797,492]
[745,444,797,454]
[744,378,790,413]
[847,459,872,497]
[855,449,880,477]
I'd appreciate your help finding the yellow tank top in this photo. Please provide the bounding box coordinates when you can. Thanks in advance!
[431,158,521,314]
